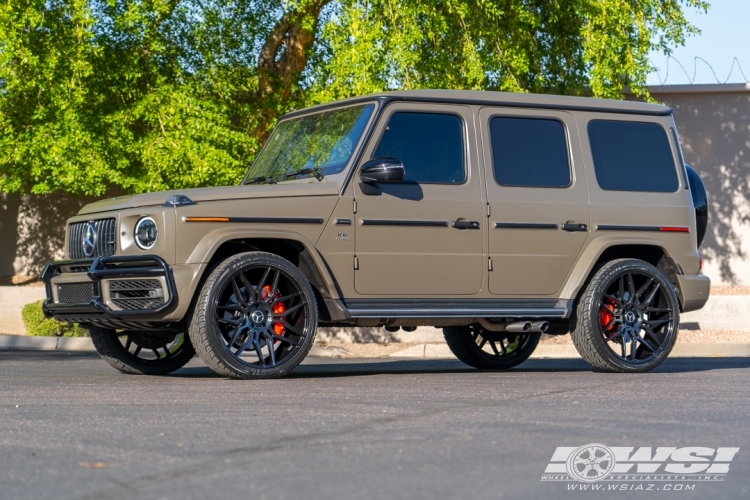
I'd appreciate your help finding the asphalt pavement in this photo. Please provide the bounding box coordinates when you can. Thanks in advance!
[0,351,748,500]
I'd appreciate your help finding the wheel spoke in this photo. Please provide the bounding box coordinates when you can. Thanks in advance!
[271,333,300,347]
[620,339,626,358]
[218,317,243,326]
[630,337,637,360]
[253,340,266,366]
[273,292,302,305]
[636,335,657,353]
[235,335,254,356]
[489,340,500,355]
[151,348,160,358]
[478,337,487,349]
[275,302,306,317]
[626,273,636,302]
[643,306,670,314]
[262,332,277,366]
[257,267,272,290]
[163,346,172,359]
[635,277,654,303]
[217,305,243,312]
[125,337,132,351]
[238,273,256,303]
[134,345,142,357]
[618,276,625,303]
[644,318,671,328]
[226,326,244,348]
[231,280,248,306]
[277,320,304,337]
[642,325,664,348]
[268,270,281,299]
[642,282,661,307]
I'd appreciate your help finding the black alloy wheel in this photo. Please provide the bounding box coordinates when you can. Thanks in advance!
[571,259,680,372]
[89,327,195,375]
[443,325,541,369]
[189,252,317,379]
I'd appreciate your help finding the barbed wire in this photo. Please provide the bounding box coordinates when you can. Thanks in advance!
[648,55,749,85]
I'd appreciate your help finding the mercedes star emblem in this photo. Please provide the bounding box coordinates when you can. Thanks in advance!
[82,222,97,257]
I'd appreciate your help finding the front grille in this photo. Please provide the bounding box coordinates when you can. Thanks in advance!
[108,279,165,311]
[57,283,94,304]
[68,218,117,259]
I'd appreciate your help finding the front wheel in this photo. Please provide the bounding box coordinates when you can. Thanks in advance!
[571,259,680,373]
[443,325,540,369]
[89,327,195,375]
[189,252,318,379]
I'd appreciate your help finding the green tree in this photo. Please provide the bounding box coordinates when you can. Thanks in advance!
[0,0,708,196]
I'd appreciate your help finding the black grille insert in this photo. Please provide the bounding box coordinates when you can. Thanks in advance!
[108,279,165,311]
[57,283,94,304]
[68,219,117,259]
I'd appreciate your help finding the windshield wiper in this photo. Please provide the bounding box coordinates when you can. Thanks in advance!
[244,176,277,185]
[285,167,324,181]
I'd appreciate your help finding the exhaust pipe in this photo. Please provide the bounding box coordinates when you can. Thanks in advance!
[476,319,531,332]
[529,321,549,333]
[475,319,547,333]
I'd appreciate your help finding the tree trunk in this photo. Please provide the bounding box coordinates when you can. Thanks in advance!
[254,1,331,144]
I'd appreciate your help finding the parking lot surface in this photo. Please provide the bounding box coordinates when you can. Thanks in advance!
[0,351,748,500]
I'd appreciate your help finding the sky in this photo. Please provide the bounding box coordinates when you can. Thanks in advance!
[646,0,750,85]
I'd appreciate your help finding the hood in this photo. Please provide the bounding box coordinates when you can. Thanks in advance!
[78,182,340,216]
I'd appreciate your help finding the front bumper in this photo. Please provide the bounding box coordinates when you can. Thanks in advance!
[42,255,180,330]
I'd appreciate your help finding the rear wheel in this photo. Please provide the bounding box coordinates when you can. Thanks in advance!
[189,252,318,379]
[571,259,680,373]
[443,325,540,369]
[89,327,195,375]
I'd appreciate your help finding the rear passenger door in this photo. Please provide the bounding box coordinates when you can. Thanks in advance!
[353,104,484,295]
[480,108,590,295]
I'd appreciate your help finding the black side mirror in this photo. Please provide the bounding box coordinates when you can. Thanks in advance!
[359,158,405,184]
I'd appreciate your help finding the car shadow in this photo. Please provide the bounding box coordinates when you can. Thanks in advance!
[171,356,750,379]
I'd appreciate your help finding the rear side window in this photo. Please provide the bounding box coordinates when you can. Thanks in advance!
[373,112,465,184]
[489,117,570,187]
[588,121,679,192]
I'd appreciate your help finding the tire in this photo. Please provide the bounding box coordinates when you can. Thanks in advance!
[89,327,195,375]
[571,258,680,373]
[188,252,318,379]
[443,325,540,369]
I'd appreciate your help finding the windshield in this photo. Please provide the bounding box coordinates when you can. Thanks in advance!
[244,103,375,183]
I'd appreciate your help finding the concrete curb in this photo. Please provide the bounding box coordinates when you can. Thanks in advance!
[0,335,95,351]
[390,342,750,359]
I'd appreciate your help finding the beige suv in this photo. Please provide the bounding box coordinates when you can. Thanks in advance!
[42,90,711,378]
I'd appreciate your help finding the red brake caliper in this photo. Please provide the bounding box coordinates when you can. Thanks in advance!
[261,285,285,338]
[600,296,617,337]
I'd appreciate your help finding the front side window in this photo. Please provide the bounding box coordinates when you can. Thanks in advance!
[489,117,570,188]
[372,112,465,184]
[245,103,374,183]
[588,120,679,192]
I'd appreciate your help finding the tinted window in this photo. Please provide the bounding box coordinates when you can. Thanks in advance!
[588,121,679,192]
[490,117,570,187]
[373,112,464,184]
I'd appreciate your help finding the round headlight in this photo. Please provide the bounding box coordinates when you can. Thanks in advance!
[134,217,158,250]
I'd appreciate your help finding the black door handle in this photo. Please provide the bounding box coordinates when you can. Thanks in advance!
[561,221,588,232]
[452,220,480,229]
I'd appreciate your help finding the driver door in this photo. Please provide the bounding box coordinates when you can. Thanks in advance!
[353,103,484,295]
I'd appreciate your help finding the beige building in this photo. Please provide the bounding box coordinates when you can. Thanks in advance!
[1,84,749,285]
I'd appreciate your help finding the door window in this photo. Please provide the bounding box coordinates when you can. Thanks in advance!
[489,117,570,188]
[373,112,465,184]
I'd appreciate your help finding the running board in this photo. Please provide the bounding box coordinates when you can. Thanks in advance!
[342,299,573,319]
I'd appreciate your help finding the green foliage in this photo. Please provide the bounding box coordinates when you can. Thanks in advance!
[0,0,708,196]
[21,300,86,337]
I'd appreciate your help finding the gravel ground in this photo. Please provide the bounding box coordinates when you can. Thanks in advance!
[711,285,750,296]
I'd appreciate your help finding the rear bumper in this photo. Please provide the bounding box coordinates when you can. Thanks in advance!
[41,256,179,330]
[675,273,711,313]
